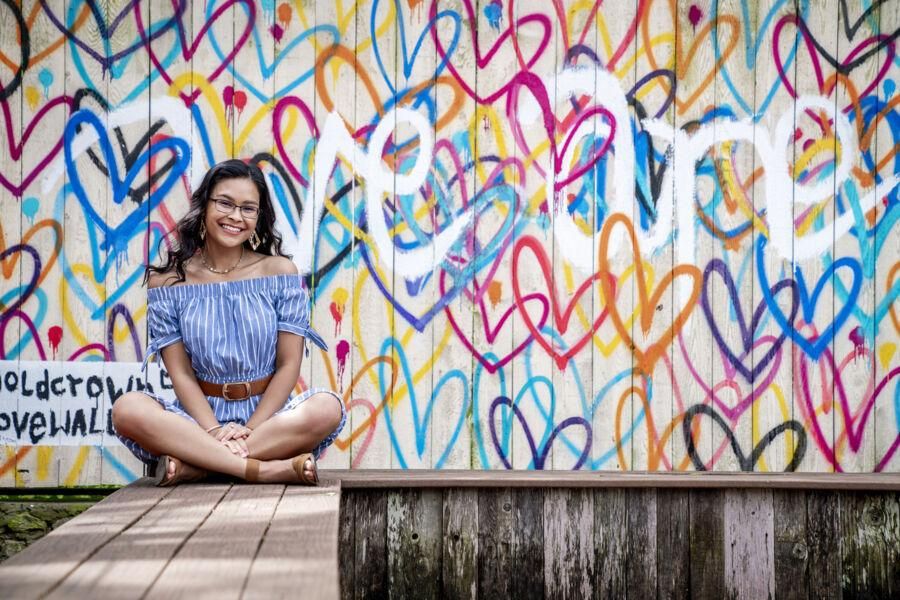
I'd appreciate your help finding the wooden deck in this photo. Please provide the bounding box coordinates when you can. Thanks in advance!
[1,471,898,599]
[0,477,341,599]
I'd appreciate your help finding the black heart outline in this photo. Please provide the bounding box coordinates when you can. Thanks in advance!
[683,404,807,472]
[0,0,28,101]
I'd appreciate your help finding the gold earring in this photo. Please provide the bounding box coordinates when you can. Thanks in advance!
[250,231,261,250]
[199,222,206,241]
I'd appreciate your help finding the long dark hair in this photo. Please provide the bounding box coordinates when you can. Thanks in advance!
[146,159,289,285]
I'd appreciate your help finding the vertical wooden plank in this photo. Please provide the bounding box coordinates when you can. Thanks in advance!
[626,488,657,598]
[442,488,478,599]
[656,488,690,599]
[512,487,544,600]
[689,489,724,597]
[723,489,775,599]
[754,0,801,474]
[508,0,555,471]
[477,487,513,598]
[806,490,841,599]
[349,0,394,470]
[591,0,639,475]
[0,0,24,487]
[773,490,809,599]
[353,490,388,599]
[791,0,838,475]
[840,492,900,598]
[543,488,593,598]
[387,489,442,598]
[593,488,627,598]
[312,0,353,471]
[873,0,900,475]
[339,490,355,600]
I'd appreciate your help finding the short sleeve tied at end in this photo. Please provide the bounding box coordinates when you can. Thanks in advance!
[276,276,329,354]
[141,297,183,372]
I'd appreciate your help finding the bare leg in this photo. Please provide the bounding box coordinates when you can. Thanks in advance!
[112,392,246,478]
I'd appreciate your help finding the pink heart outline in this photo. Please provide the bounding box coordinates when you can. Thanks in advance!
[0,94,73,196]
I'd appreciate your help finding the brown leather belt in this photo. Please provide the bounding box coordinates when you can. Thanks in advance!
[197,375,273,401]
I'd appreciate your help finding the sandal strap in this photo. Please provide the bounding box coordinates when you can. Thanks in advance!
[291,453,319,486]
[245,458,261,482]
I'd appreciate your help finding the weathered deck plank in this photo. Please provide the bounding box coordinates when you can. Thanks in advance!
[45,484,231,599]
[386,489,442,599]
[0,478,172,599]
[441,488,477,599]
[242,480,342,600]
[144,484,284,599]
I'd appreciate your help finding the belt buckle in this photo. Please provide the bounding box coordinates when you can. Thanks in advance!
[222,381,251,401]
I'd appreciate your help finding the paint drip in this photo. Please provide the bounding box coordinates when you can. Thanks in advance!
[48,327,63,359]
[330,288,349,335]
[336,340,350,392]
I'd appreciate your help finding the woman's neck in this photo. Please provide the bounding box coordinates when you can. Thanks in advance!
[201,241,244,272]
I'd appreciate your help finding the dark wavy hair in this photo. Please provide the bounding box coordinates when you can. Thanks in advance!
[145,159,289,285]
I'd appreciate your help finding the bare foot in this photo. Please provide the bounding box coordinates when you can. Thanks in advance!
[257,456,316,484]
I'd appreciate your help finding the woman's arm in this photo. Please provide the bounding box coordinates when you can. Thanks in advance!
[160,342,221,432]
[245,331,304,430]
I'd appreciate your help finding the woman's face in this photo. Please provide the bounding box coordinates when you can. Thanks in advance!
[203,177,261,249]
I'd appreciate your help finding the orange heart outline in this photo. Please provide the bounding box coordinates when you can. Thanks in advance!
[598,212,701,376]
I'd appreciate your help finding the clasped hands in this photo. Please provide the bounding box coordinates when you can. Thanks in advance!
[207,422,252,457]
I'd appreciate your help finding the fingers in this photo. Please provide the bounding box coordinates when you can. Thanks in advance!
[222,438,249,457]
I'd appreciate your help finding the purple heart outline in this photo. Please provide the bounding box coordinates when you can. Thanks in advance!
[442,269,549,374]
[0,244,41,318]
[489,396,591,470]
[39,0,180,72]
[701,258,798,382]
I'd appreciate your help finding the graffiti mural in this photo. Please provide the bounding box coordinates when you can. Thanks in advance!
[0,0,898,485]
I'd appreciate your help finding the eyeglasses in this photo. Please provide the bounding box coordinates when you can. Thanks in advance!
[211,198,260,220]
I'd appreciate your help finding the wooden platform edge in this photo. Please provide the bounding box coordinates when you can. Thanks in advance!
[323,470,900,491]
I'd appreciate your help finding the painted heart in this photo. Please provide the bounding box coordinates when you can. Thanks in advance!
[795,343,899,471]
[0,93,73,196]
[0,219,62,299]
[712,0,808,115]
[137,0,255,106]
[774,12,896,105]
[701,258,797,382]
[381,339,468,468]
[0,244,41,325]
[206,0,338,102]
[430,0,552,105]
[371,0,459,95]
[490,395,591,470]
[443,269,549,375]
[756,237,862,359]
[272,95,319,188]
[106,304,143,362]
[682,403,807,472]
[507,70,617,186]
[599,213,702,375]
[642,0,740,115]
[512,234,612,370]
[553,0,645,71]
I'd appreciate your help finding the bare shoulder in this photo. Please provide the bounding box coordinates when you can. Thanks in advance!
[262,255,298,277]
[147,270,180,289]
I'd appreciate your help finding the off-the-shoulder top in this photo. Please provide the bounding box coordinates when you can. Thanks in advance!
[141,274,327,384]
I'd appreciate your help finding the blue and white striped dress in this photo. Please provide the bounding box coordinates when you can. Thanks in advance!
[116,273,346,465]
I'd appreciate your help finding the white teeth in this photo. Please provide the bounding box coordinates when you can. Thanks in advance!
[221,224,242,233]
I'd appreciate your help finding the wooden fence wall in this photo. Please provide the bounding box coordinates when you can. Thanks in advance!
[0,0,898,485]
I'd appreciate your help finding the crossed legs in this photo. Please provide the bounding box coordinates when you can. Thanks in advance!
[112,391,344,483]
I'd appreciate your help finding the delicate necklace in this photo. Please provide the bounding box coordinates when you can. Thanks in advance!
[200,247,244,275]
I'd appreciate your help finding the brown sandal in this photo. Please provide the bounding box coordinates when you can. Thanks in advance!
[154,455,208,487]
[245,458,262,482]
[291,453,319,486]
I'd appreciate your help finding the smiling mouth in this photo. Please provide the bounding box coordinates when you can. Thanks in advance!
[219,223,244,234]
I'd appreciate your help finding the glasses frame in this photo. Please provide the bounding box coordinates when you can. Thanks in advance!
[211,197,260,220]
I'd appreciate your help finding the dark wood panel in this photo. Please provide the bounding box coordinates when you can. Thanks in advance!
[840,492,900,599]
[352,490,387,600]
[723,489,774,600]
[512,488,544,600]
[387,490,442,599]
[656,489,690,600]
[477,488,513,598]
[442,488,478,600]
[807,491,841,600]
[626,489,657,599]
[594,488,627,599]
[543,489,594,599]
[773,490,809,600]
[339,491,355,600]
[689,490,724,598]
